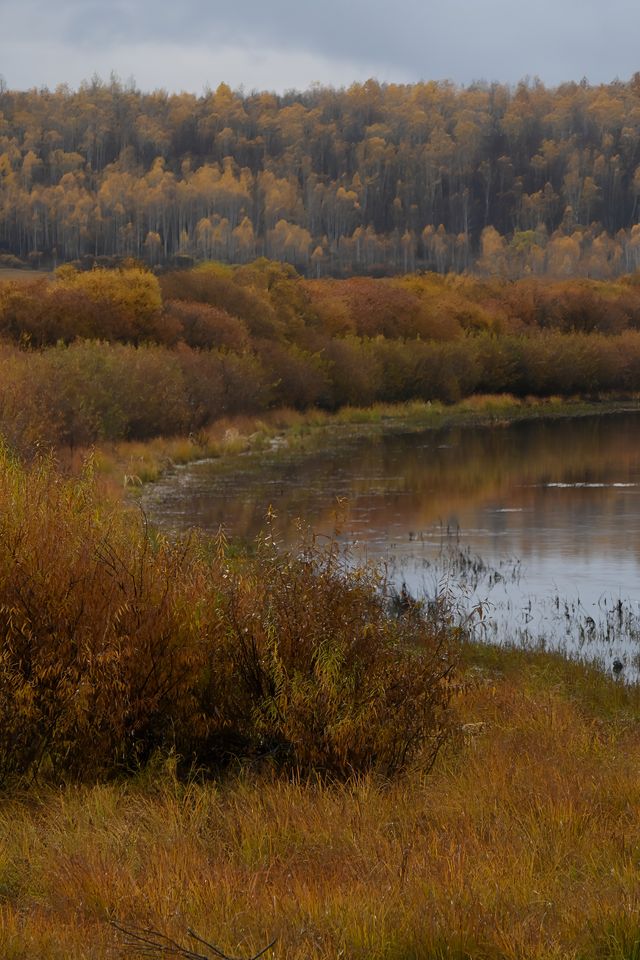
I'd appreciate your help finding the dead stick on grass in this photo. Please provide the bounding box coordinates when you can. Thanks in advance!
[111,921,277,960]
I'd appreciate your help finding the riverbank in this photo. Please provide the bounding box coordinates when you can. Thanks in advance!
[67,393,640,492]
[2,644,639,960]
[3,401,640,958]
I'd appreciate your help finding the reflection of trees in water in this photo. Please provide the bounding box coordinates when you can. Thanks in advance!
[143,414,640,567]
[142,412,640,672]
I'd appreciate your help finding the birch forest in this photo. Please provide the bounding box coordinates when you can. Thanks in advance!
[3,74,640,276]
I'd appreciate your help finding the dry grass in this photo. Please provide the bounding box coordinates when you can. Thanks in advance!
[1,649,640,959]
[60,411,304,489]
[0,267,51,282]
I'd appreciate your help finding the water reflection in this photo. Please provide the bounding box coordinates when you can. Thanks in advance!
[141,412,640,673]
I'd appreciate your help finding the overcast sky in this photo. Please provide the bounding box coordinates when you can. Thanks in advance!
[1,0,638,94]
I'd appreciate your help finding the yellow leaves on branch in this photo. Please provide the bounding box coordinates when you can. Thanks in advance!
[53,265,162,328]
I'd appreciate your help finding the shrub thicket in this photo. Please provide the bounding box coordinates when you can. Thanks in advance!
[3,330,640,458]
[3,264,640,457]
[0,449,457,783]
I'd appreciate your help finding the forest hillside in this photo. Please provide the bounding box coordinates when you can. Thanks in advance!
[2,76,640,275]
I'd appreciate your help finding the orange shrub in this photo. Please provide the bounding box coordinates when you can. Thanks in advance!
[163,299,250,350]
[0,342,189,452]
[339,277,439,339]
[0,278,54,345]
[303,279,357,336]
[174,345,270,423]
[322,337,384,408]
[0,453,458,782]
[160,263,284,339]
[408,339,482,403]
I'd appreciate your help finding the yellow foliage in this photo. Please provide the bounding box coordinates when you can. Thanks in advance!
[53,266,162,329]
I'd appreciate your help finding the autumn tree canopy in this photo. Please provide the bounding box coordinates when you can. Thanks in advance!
[3,75,640,276]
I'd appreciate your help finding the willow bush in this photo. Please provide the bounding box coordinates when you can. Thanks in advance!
[0,449,458,783]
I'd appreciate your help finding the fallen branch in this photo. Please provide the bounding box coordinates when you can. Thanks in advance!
[111,921,277,960]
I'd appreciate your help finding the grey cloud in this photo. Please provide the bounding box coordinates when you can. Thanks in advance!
[53,0,640,84]
[2,0,640,91]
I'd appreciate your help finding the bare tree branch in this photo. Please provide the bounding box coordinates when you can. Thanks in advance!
[111,921,277,960]
[187,929,277,960]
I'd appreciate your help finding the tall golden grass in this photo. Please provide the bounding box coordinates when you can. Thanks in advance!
[1,648,640,959]
[1,429,640,956]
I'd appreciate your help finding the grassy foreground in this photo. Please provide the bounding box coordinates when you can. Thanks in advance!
[2,648,640,960]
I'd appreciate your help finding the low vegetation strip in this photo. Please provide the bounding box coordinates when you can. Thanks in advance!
[4,262,640,461]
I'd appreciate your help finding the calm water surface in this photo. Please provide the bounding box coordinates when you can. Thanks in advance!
[141,412,640,672]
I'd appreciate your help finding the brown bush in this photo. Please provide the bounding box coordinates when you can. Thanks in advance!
[323,337,383,408]
[375,339,481,404]
[215,527,458,776]
[0,452,458,782]
[340,277,435,339]
[0,268,170,345]
[0,342,190,454]
[164,299,250,350]
[256,340,330,408]
[160,263,284,339]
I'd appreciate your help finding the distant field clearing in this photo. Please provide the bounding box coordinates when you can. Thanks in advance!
[0,268,51,281]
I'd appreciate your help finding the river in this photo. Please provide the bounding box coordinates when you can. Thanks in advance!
[140,412,640,675]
